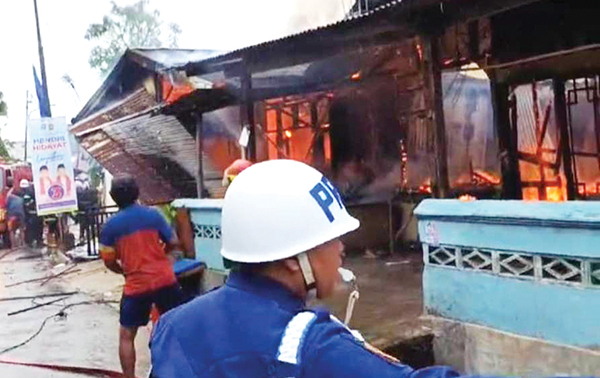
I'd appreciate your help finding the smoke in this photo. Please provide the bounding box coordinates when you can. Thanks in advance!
[283,0,349,36]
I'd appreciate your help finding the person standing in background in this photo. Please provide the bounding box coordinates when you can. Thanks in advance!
[100,174,184,378]
[20,180,43,247]
[6,181,25,248]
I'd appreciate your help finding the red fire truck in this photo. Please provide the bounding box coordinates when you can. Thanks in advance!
[0,162,33,247]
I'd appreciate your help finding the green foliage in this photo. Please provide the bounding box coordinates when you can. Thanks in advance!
[0,140,12,161]
[159,203,178,225]
[0,139,16,161]
[85,0,181,75]
[0,91,7,116]
[88,162,104,190]
[0,91,11,161]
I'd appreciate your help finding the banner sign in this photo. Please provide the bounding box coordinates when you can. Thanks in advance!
[29,117,78,215]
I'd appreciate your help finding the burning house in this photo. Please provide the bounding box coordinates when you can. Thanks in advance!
[72,0,600,249]
[70,49,232,202]
[69,3,600,372]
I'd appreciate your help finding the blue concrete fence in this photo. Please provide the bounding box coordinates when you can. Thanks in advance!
[415,200,600,349]
[172,199,226,272]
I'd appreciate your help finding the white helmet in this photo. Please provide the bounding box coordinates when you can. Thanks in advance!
[19,179,30,189]
[221,160,359,263]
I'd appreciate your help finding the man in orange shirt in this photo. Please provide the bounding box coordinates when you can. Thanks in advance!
[100,175,183,378]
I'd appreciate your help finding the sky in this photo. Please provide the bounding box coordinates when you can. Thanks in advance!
[0,0,350,142]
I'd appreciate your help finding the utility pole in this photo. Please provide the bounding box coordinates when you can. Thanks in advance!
[33,0,51,117]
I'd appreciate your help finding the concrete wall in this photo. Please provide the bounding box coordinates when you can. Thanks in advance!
[424,265,600,348]
[172,199,226,272]
[432,318,600,377]
[416,200,600,363]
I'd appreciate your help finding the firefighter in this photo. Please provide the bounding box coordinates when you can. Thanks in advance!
[150,160,477,377]
[20,179,43,247]
[221,159,252,187]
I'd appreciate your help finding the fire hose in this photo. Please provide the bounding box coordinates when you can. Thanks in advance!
[0,359,129,377]
[338,268,400,364]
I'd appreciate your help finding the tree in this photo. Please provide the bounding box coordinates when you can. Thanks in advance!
[85,0,181,75]
[0,91,9,159]
[0,91,7,117]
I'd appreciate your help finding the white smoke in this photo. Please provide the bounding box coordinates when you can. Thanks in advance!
[283,0,349,36]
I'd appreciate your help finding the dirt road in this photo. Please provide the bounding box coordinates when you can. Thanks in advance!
[0,247,151,377]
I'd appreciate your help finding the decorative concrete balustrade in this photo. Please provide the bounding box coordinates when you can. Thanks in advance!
[172,199,227,292]
[173,199,226,271]
[415,200,600,350]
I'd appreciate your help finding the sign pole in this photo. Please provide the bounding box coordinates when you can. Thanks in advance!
[33,0,51,117]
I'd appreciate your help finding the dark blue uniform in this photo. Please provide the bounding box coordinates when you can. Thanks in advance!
[150,271,468,378]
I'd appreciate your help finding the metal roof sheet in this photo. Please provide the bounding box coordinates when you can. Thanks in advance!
[71,88,158,135]
[77,109,222,202]
[192,0,407,67]
[73,49,226,123]
[131,48,224,70]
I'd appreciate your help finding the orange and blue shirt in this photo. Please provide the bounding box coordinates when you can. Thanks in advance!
[100,204,176,296]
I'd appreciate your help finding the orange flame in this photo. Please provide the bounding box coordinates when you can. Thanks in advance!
[415,43,424,63]
[419,179,432,194]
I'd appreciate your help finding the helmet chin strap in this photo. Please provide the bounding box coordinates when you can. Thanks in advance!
[297,252,316,292]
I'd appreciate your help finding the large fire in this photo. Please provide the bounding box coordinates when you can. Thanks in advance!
[523,187,565,202]
[546,187,565,202]
[575,182,600,198]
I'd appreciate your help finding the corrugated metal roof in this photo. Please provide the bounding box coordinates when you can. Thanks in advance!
[515,83,557,155]
[194,0,407,66]
[71,88,157,135]
[164,45,383,116]
[131,48,224,70]
[73,48,225,124]
[77,108,223,202]
[80,129,179,202]
[350,0,398,14]
[187,0,544,76]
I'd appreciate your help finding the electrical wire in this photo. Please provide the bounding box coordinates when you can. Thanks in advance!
[0,314,56,355]
[0,299,118,355]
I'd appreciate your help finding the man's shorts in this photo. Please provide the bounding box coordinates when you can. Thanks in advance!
[120,283,184,328]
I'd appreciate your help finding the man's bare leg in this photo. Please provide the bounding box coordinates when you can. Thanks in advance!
[119,326,138,378]
[9,230,17,249]
[19,226,25,246]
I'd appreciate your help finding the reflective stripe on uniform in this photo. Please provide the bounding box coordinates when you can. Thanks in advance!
[329,315,365,343]
[276,311,317,365]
